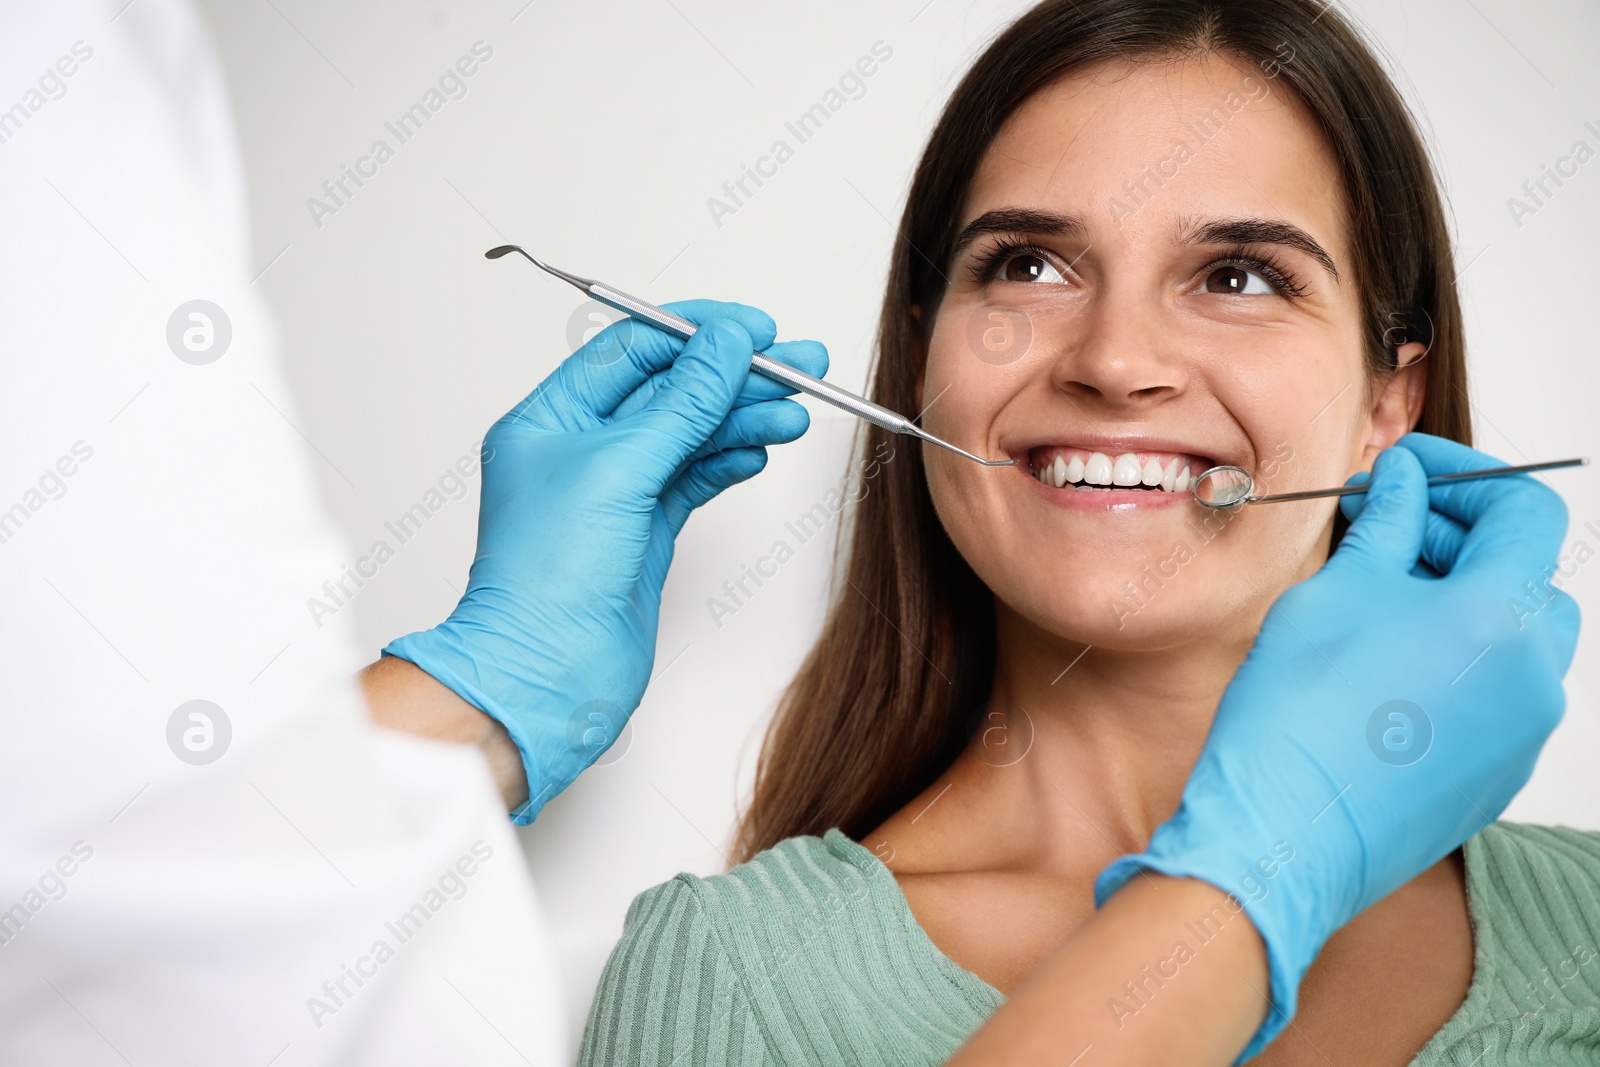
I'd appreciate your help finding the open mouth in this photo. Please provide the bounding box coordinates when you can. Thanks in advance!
[1024,445,1215,494]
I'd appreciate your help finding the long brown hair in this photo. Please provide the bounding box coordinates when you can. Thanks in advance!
[732,0,1470,863]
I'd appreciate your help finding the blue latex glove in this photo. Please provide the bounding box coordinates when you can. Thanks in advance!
[384,302,826,822]
[1093,432,1581,1061]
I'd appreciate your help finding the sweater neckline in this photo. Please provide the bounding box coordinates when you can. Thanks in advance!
[819,825,1496,1054]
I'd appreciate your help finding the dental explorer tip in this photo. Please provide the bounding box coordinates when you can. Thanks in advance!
[484,245,595,290]
[905,425,1014,466]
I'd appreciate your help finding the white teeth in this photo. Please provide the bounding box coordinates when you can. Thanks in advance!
[1031,449,1206,493]
[1159,457,1180,492]
[1111,453,1143,486]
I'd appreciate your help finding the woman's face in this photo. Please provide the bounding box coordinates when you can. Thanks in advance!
[921,52,1423,652]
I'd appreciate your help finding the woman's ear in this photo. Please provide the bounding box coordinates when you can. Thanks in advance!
[1357,349,1427,467]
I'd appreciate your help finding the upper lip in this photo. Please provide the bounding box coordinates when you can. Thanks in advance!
[1004,433,1228,472]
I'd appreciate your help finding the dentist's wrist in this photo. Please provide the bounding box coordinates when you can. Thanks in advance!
[360,653,531,815]
[381,621,587,824]
[1092,806,1343,1061]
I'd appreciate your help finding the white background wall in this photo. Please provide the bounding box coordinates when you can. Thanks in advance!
[191,0,1600,1051]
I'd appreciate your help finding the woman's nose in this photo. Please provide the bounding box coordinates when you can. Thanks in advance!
[1042,295,1189,413]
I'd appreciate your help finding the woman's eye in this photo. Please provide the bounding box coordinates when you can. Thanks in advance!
[1205,265,1274,295]
[999,252,1066,284]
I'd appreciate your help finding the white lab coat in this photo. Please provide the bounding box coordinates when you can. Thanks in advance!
[0,1,565,1063]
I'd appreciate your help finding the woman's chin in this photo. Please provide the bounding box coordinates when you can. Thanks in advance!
[996,574,1259,654]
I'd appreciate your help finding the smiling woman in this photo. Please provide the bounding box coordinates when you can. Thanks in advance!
[576,1,1600,1065]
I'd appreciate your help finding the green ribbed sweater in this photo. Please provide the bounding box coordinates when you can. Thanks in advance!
[577,822,1600,1066]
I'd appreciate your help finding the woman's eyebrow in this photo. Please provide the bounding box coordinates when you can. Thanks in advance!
[1181,216,1340,280]
[952,207,1084,257]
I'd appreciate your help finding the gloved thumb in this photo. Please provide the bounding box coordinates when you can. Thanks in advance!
[1329,445,1429,573]
[1338,471,1371,523]
[628,317,755,484]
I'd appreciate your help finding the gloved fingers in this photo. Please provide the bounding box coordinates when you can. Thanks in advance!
[1392,432,1522,533]
[504,300,776,431]
[684,397,811,463]
[503,320,682,434]
[1409,557,1444,579]
[659,299,778,351]
[609,338,829,423]
[1327,446,1428,573]
[734,339,829,404]
[1390,437,1571,581]
[1392,432,1569,561]
[659,446,768,538]
[1450,476,1568,583]
[1337,470,1371,523]
[627,318,758,486]
[1541,591,1583,668]
[1392,431,1505,481]
[1339,465,1472,577]
[1420,509,1469,574]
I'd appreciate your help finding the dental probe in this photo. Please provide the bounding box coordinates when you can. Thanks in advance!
[486,245,1014,466]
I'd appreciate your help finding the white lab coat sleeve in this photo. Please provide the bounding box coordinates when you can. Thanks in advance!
[0,2,566,1064]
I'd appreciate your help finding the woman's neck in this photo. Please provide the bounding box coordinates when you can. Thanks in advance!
[974,601,1264,857]
[865,598,1279,882]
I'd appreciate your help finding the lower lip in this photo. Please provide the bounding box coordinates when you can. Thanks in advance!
[1012,463,1196,510]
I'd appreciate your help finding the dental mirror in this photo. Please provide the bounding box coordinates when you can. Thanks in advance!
[1191,465,1256,509]
[1191,457,1589,511]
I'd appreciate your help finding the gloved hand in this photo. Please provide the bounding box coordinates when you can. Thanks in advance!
[1093,432,1581,1061]
[384,302,826,822]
